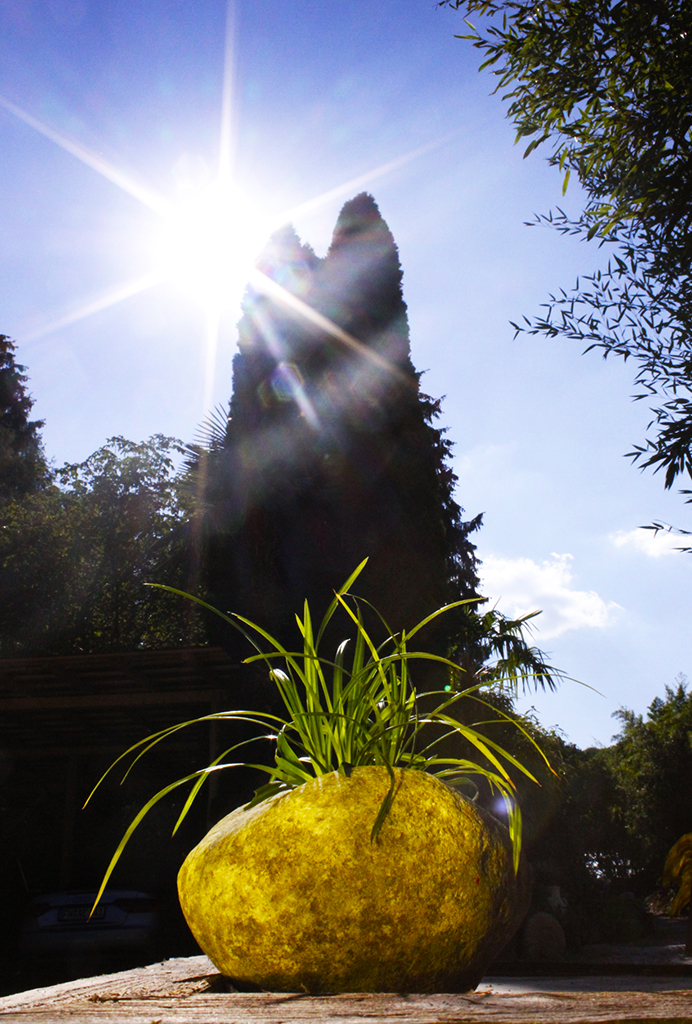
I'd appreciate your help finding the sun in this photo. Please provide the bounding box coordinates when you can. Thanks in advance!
[153,179,271,314]
[1,0,444,422]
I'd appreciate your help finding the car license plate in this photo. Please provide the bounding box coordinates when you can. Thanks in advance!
[57,905,106,922]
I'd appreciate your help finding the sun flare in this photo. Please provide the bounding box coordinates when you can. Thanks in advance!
[153,180,270,313]
[4,87,445,352]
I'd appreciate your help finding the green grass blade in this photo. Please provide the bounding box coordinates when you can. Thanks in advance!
[171,732,280,835]
[315,558,369,647]
[370,762,398,843]
[91,768,225,914]
[244,780,295,809]
[404,598,480,640]
[82,725,183,808]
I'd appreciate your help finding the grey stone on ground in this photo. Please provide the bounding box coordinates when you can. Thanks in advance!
[522,912,567,961]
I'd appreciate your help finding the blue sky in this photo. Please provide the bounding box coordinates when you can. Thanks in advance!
[1,0,689,748]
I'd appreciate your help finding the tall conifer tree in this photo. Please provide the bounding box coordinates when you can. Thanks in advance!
[198,195,481,658]
[0,335,49,502]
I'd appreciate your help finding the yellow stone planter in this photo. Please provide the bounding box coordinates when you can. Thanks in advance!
[178,767,528,992]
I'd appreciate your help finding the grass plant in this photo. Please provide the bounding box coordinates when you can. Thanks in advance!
[87,560,551,908]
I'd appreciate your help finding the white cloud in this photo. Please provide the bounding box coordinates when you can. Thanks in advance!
[611,527,687,558]
[480,553,620,639]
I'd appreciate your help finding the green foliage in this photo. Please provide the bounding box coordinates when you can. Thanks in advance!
[605,678,692,886]
[0,434,202,655]
[442,0,691,236]
[540,741,640,891]
[88,562,552,907]
[0,335,50,502]
[440,0,692,500]
[452,605,564,694]
[517,678,692,898]
[0,342,204,653]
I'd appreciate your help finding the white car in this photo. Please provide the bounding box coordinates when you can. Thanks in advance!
[20,889,160,955]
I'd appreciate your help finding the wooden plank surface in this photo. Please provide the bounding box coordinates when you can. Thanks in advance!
[1,955,691,1023]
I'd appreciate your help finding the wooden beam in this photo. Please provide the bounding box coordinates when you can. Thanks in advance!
[6,740,197,760]
[1,955,692,1020]
[0,690,223,712]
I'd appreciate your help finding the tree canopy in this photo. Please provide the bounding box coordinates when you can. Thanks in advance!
[606,678,692,889]
[540,678,692,897]
[0,434,201,656]
[441,0,692,498]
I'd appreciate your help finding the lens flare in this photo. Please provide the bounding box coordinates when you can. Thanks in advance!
[251,305,320,428]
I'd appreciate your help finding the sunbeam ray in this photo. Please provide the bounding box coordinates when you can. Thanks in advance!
[0,95,170,216]
[202,0,238,420]
[279,134,457,226]
[21,272,162,343]
[203,307,222,415]
[219,0,237,183]
[249,268,412,388]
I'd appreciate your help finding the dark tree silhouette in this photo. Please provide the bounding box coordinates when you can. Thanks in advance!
[0,335,49,501]
[195,194,481,661]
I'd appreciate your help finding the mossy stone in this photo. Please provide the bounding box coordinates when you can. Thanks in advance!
[178,767,527,992]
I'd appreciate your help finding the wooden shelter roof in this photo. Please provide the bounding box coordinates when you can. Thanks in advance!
[0,647,242,759]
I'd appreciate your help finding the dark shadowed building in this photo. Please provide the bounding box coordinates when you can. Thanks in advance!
[0,648,259,993]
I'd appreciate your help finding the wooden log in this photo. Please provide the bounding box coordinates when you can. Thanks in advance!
[1,955,691,1023]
